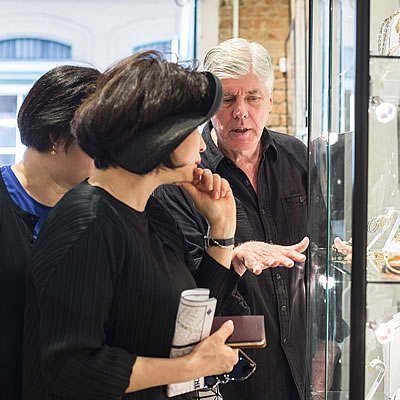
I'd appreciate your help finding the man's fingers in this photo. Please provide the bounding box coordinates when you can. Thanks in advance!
[278,258,295,268]
[288,236,309,252]
[248,264,263,274]
[285,250,306,262]
[249,253,302,270]
[264,256,293,268]
[334,237,353,262]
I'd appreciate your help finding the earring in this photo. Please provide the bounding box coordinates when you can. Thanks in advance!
[50,143,56,156]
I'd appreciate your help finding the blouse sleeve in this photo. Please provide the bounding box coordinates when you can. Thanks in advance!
[28,218,136,400]
[194,252,250,316]
[151,189,250,317]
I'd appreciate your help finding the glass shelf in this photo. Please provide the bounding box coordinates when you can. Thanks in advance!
[370,55,400,59]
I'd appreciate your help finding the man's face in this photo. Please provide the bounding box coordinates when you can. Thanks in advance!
[211,73,273,155]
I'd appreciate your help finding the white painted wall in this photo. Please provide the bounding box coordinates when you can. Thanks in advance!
[0,0,200,70]
[0,0,220,165]
[197,0,219,65]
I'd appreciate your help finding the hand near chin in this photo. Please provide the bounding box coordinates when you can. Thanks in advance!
[177,168,236,235]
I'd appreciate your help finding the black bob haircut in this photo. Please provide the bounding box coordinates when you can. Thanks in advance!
[17,65,100,153]
[72,51,218,173]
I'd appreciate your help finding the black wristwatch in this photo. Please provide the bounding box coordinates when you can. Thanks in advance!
[204,236,235,248]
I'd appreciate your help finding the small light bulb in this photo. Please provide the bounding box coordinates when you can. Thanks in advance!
[374,322,394,344]
[318,275,335,290]
[375,102,397,123]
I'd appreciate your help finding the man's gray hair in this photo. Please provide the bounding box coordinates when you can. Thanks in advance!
[203,38,274,91]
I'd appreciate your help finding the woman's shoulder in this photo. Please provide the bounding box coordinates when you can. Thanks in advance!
[147,195,179,233]
[147,195,186,252]
[36,181,126,247]
[54,181,121,221]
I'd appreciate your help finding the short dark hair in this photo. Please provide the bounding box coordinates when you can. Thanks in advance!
[72,51,211,171]
[17,65,100,153]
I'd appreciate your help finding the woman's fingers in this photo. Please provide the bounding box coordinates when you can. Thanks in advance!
[196,169,226,199]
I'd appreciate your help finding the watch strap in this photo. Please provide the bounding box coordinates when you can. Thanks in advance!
[204,236,235,248]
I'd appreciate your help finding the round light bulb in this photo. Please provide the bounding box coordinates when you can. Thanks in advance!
[374,322,394,344]
[375,102,397,123]
[318,275,335,290]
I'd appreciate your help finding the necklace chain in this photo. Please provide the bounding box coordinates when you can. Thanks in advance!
[378,8,400,55]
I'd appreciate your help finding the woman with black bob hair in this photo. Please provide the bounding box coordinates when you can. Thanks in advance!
[0,65,99,400]
[23,51,244,399]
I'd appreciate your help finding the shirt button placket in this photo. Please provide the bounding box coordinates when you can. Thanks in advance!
[275,271,289,346]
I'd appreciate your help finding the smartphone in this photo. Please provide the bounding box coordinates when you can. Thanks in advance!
[210,315,266,349]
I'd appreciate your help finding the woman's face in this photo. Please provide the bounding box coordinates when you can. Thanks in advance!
[170,128,206,183]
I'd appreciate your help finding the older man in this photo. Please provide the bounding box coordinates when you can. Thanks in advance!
[155,38,309,400]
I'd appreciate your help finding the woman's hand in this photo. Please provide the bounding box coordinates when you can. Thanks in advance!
[178,168,236,239]
[126,320,238,392]
[187,320,238,377]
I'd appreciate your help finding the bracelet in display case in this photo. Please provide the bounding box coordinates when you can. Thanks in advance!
[378,8,400,56]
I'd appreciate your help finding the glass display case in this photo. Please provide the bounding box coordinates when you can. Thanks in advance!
[307,0,400,399]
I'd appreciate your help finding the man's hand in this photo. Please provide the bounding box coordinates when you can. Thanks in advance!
[232,237,309,276]
[333,237,352,262]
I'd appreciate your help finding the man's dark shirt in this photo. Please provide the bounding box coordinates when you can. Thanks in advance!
[155,124,308,400]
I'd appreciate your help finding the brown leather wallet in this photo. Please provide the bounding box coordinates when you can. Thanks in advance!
[210,315,266,349]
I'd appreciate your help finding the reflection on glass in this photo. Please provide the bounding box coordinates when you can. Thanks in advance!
[307,0,355,398]
[308,0,400,398]
[0,154,15,166]
[0,95,17,148]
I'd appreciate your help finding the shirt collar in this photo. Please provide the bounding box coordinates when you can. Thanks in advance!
[201,122,278,171]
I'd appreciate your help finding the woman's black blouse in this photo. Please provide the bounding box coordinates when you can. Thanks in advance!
[23,181,242,400]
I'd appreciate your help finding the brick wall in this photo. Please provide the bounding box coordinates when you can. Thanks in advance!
[219,0,290,134]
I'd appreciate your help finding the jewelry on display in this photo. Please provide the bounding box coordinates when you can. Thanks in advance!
[366,250,400,278]
[331,242,352,264]
[368,212,391,233]
[366,359,386,400]
[377,8,400,55]
[385,255,400,275]
[332,210,400,277]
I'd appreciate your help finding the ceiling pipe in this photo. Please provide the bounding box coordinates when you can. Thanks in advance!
[233,0,239,38]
